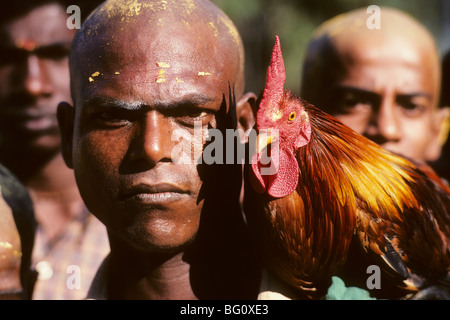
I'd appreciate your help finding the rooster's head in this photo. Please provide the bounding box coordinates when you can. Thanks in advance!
[250,36,311,198]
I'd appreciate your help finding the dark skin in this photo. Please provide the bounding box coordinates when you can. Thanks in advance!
[58,0,259,299]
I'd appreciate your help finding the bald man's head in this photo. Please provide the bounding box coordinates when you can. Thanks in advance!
[70,0,245,105]
[301,7,440,109]
[300,7,447,162]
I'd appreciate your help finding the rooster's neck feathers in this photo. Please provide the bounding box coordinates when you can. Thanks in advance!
[297,100,420,220]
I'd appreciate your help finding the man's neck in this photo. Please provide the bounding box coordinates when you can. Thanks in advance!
[1,147,85,240]
[107,240,198,300]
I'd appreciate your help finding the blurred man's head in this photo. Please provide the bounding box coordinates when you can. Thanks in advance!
[58,0,251,254]
[0,193,22,300]
[0,1,103,159]
[0,165,36,300]
[301,7,449,162]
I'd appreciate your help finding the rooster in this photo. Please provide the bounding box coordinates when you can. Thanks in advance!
[243,36,450,300]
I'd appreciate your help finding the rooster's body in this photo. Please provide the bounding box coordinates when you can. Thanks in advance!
[244,36,450,299]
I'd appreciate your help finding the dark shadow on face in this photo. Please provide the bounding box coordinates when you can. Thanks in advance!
[300,34,346,113]
[184,86,262,299]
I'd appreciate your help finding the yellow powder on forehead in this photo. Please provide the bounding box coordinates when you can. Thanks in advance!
[217,14,241,46]
[94,0,162,22]
[216,14,244,71]
[157,62,170,68]
[86,0,240,53]
[77,0,244,90]
[129,2,143,16]
[88,71,101,83]
[208,21,218,38]
[181,0,196,15]
[97,0,198,20]
[156,69,166,83]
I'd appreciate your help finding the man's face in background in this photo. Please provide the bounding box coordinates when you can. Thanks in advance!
[0,3,75,154]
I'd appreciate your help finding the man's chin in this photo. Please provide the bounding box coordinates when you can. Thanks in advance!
[1,130,61,154]
[124,230,198,257]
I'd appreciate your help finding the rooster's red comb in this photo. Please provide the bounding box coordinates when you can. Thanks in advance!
[259,35,286,120]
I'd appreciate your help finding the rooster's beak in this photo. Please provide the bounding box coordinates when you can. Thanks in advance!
[256,129,278,154]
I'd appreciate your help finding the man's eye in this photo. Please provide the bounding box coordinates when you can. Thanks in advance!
[95,110,132,127]
[339,96,372,114]
[36,45,70,60]
[174,110,213,127]
[399,103,426,118]
[0,48,27,66]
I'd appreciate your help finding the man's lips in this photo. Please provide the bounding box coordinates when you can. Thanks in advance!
[22,115,57,131]
[118,183,190,204]
[1,109,57,131]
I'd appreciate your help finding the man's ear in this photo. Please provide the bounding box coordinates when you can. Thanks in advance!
[437,107,450,145]
[236,92,257,141]
[427,106,450,161]
[57,102,75,169]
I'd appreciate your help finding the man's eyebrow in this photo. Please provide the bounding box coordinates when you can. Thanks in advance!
[334,85,379,98]
[156,94,219,109]
[396,92,432,101]
[35,41,72,51]
[0,41,72,52]
[82,94,219,110]
[82,96,145,110]
[335,85,432,101]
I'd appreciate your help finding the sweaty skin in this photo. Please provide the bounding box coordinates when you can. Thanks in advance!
[58,0,258,299]
[301,7,449,163]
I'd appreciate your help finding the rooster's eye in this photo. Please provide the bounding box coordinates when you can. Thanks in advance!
[288,111,297,122]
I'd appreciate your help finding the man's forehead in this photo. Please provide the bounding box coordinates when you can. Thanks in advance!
[314,7,438,69]
[337,32,432,67]
[75,40,232,101]
[81,91,221,111]
[76,61,230,112]
[1,3,74,46]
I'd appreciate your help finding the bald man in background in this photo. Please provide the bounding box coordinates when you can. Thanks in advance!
[300,7,449,166]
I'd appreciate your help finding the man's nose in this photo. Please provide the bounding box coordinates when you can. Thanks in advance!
[366,96,401,142]
[129,111,174,166]
[22,55,52,96]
